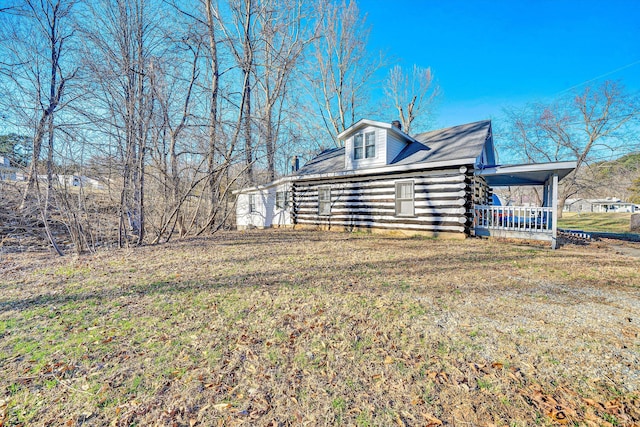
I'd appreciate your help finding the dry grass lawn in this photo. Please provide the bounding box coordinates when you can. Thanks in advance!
[1,230,639,426]
[559,212,636,234]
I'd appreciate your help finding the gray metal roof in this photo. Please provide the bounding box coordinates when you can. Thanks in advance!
[296,120,492,176]
[478,161,577,186]
[296,147,345,176]
[392,120,492,165]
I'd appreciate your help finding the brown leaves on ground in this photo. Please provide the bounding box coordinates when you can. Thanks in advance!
[0,229,639,426]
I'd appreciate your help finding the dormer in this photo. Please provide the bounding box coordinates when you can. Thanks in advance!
[339,119,416,170]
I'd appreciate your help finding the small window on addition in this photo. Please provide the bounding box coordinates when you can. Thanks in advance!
[249,194,257,213]
[395,181,414,216]
[318,187,331,215]
[276,190,288,209]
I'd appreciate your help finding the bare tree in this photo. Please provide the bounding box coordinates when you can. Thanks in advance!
[217,0,258,182]
[0,0,442,252]
[81,0,160,246]
[384,64,439,134]
[503,80,640,212]
[0,0,78,254]
[308,0,383,147]
[254,0,317,181]
[195,0,239,233]
[203,0,223,217]
[171,0,262,232]
[0,0,77,210]
[164,0,229,231]
[148,38,201,240]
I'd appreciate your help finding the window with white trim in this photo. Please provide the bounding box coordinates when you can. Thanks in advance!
[395,181,414,216]
[365,132,375,158]
[354,131,376,160]
[318,187,331,215]
[276,190,288,209]
[249,194,257,213]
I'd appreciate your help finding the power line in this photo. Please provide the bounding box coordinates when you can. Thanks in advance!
[554,59,640,96]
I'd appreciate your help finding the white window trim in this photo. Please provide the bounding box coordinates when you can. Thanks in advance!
[364,131,376,158]
[395,181,415,217]
[353,131,376,161]
[318,186,331,216]
[354,133,364,160]
[276,190,288,210]
[249,194,257,213]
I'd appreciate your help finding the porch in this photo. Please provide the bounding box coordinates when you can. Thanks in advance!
[474,205,554,242]
[473,161,577,249]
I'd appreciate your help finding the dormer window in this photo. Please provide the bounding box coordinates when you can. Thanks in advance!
[354,131,376,160]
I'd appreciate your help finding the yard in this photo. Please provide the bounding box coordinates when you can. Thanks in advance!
[558,212,636,234]
[1,230,639,426]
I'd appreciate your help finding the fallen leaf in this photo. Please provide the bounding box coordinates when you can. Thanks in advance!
[582,397,600,407]
[424,413,443,426]
[548,409,569,425]
[507,372,520,382]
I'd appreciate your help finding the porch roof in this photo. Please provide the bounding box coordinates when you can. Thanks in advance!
[477,161,577,187]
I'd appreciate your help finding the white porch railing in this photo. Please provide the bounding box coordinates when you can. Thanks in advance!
[474,205,553,233]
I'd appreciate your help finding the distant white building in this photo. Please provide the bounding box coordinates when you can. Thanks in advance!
[59,175,105,190]
[0,156,19,181]
[564,197,638,213]
[35,174,105,190]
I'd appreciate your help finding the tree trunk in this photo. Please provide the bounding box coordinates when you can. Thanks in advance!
[242,0,254,183]
[21,115,47,209]
[205,0,220,223]
[243,74,253,184]
[265,106,275,182]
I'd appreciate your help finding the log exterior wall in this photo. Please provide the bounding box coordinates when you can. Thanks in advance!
[472,176,492,205]
[292,165,475,235]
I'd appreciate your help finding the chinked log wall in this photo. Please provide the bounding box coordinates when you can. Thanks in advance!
[292,166,474,235]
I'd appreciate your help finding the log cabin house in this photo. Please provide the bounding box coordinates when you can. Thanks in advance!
[234,119,576,248]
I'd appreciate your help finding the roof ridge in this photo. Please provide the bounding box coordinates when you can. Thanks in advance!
[411,119,491,139]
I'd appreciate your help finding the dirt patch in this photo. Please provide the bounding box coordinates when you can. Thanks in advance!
[602,238,640,258]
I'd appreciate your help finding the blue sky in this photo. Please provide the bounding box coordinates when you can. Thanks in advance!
[364,0,640,128]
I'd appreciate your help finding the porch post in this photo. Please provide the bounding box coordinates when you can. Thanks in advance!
[543,181,549,207]
[551,173,558,249]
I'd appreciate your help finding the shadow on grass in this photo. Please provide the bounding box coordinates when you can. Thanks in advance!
[1,229,632,314]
